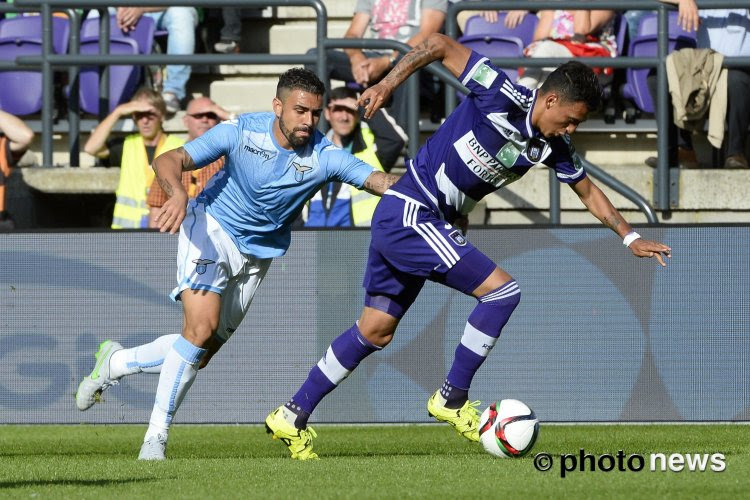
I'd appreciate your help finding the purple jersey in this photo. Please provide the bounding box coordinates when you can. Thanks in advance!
[391,50,586,223]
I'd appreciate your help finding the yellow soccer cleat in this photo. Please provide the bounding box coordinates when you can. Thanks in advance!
[265,406,319,460]
[427,390,481,442]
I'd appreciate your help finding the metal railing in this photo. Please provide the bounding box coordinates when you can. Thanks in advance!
[446,0,750,217]
[5,0,747,222]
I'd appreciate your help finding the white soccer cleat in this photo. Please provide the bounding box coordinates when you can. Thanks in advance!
[138,434,168,461]
[75,340,123,411]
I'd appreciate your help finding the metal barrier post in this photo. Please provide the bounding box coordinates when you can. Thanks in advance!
[41,2,53,167]
[98,9,110,122]
[655,4,670,213]
[549,168,560,224]
[68,10,80,167]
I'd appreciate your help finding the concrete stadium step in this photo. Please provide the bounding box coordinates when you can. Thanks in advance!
[270,21,352,54]
[276,1,356,20]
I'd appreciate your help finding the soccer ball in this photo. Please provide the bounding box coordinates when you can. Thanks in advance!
[478,399,539,458]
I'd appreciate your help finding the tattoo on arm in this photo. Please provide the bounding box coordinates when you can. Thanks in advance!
[602,213,624,232]
[180,148,197,172]
[383,39,438,89]
[363,172,400,195]
[157,177,175,198]
[155,147,195,199]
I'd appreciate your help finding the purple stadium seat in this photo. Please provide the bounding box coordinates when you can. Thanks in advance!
[0,39,44,115]
[80,14,155,55]
[462,11,538,46]
[78,37,141,115]
[0,15,70,55]
[623,11,697,113]
[0,16,69,115]
[458,12,539,83]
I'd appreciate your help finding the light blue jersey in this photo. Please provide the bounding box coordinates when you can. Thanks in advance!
[183,112,375,258]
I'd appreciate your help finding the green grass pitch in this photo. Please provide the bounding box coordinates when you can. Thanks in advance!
[1,424,748,498]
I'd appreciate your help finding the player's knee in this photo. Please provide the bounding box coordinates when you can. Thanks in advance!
[359,322,397,348]
[182,322,216,348]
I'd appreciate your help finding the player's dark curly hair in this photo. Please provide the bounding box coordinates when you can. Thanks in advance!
[276,68,325,99]
[540,61,602,112]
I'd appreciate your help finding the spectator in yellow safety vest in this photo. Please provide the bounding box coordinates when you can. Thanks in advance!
[84,88,184,229]
[305,86,406,227]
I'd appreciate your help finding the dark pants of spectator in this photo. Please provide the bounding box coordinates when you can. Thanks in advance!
[220,8,242,42]
[726,69,750,157]
[305,48,442,133]
[647,72,693,166]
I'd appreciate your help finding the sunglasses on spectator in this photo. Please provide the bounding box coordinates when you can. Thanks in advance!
[133,111,159,121]
[188,112,219,120]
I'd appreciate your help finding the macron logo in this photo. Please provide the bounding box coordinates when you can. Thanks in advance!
[243,144,272,160]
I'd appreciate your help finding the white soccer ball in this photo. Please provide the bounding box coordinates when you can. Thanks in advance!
[478,399,539,458]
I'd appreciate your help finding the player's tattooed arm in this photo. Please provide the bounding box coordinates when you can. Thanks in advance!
[152,147,191,234]
[571,177,672,266]
[362,171,401,196]
[359,34,471,119]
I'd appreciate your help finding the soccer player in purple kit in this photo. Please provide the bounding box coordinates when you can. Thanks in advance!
[265,34,672,460]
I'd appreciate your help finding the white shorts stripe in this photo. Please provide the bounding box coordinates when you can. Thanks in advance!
[316,346,351,385]
[412,223,456,268]
[385,189,426,208]
[423,222,460,261]
[461,322,498,357]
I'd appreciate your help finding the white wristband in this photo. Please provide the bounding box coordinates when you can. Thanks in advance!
[623,231,641,247]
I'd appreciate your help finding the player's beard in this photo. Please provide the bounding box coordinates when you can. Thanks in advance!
[279,113,312,148]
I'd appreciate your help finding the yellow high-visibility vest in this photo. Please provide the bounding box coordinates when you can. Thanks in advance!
[350,124,384,227]
[111,133,183,229]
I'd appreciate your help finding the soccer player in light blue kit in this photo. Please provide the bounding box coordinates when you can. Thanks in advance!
[266,35,673,459]
[75,68,400,460]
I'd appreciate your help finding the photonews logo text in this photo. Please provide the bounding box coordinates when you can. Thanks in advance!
[533,449,726,478]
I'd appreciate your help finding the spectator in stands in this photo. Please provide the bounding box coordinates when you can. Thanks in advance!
[517,10,618,90]
[0,109,34,230]
[639,0,700,169]
[214,8,242,54]
[698,8,750,168]
[84,88,184,229]
[454,3,530,34]
[306,0,448,130]
[111,6,198,113]
[626,0,700,42]
[305,86,406,227]
[147,97,232,227]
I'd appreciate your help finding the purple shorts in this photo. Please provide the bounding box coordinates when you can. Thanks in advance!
[363,192,497,319]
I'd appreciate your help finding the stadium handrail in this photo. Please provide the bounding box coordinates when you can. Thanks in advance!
[8,0,749,219]
[446,0,750,215]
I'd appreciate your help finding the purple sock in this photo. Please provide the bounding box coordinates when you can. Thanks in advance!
[287,323,381,427]
[444,280,521,408]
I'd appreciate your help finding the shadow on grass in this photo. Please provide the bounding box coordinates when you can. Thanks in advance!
[0,478,158,489]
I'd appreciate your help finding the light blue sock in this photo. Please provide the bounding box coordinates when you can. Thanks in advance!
[110,334,180,378]
[145,336,206,441]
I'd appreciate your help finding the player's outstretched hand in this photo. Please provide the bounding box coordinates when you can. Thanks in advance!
[358,81,394,119]
[629,238,672,267]
[155,191,188,234]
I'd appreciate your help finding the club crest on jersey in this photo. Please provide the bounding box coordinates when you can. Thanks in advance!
[449,230,467,246]
[192,258,215,275]
[526,137,547,163]
[292,162,313,182]
[471,64,498,89]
